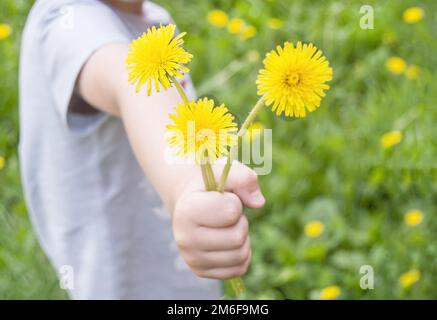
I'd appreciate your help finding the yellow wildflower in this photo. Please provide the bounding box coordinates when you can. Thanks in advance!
[256,41,333,117]
[404,209,423,227]
[0,23,12,40]
[228,18,245,34]
[0,156,5,170]
[380,130,402,149]
[305,220,325,238]
[126,24,193,95]
[207,10,229,28]
[400,270,421,288]
[403,7,424,24]
[320,286,341,300]
[386,57,406,75]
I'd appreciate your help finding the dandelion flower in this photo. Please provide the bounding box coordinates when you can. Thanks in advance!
[126,24,193,95]
[256,42,333,117]
[208,10,229,28]
[380,130,402,149]
[240,25,257,40]
[400,270,421,288]
[320,286,341,300]
[166,98,238,163]
[404,209,423,227]
[0,156,5,170]
[0,23,12,40]
[406,65,421,80]
[244,122,264,142]
[305,220,325,238]
[268,18,283,30]
[228,18,245,34]
[403,7,424,24]
[386,57,406,74]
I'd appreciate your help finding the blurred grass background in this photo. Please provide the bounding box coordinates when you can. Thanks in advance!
[1,0,437,299]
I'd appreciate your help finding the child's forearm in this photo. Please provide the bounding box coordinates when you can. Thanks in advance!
[78,43,196,210]
[117,81,198,210]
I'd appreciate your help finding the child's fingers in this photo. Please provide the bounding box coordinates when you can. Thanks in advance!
[192,250,252,280]
[175,191,243,228]
[222,161,265,209]
[176,215,249,252]
[185,236,251,269]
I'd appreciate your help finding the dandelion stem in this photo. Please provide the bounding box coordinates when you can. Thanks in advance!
[201,151,217,191]
[200,163,212,191]
[169,74,190,105]
[217,96,265,192]
[205,161,217,190]
[229,277,245,298]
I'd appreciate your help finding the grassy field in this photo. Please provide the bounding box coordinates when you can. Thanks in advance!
[1,0,437,299]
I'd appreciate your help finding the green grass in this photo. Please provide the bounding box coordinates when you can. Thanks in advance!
[1,0,437,299]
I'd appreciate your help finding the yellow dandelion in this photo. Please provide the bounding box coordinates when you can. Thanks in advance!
[0,23,12,40]
[400,270,421,288]
[207,10,229,28]
[403,7,424,24]
[404,209,423,227]
[244,122,264,142]
[268,18,283,30]
[166,98,238,163]
[386,57,406,75]
[305,220,324,238]
[0,156,5,170]
[256,41,333,117]
[228,18,246,34]
[240,25,257,40]
[406,65,421,80]
[320,286,341,300]
[380,130,402,149]
[126,24,193,95]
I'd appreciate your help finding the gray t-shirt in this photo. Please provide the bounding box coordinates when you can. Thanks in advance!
[19,0,221,299]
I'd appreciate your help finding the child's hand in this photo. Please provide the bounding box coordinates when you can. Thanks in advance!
[172,162,265,279]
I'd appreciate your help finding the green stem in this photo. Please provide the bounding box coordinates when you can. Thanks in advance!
[217,151,233,193]
[201,151,217,191]
[169,74,190,105]
[201,163,212,191]
[205,161,217,190]
[217,96,265,192]
[229,277,245,298]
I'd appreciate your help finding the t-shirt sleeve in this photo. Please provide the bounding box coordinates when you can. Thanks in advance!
[39,1,130,128]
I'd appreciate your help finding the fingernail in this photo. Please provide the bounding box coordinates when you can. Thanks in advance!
[251,190,265,205]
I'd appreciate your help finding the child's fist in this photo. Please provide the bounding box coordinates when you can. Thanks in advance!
[172,162,265,279]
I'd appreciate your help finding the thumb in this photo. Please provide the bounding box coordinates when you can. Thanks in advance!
[221,161,265,209]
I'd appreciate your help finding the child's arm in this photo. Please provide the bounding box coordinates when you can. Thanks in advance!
[77,43,266,279]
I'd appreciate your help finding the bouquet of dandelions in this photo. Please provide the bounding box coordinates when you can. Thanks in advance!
[126,24,333,298]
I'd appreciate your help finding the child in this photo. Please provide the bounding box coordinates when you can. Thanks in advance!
[19,0,265,299]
